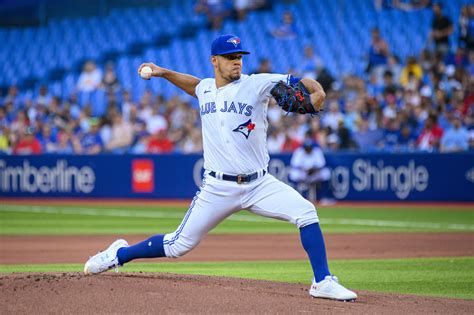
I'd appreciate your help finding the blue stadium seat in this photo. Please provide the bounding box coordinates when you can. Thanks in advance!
[1,0,467,100]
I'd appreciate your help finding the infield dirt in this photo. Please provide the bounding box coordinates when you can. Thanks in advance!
[1,232,473,264]
[1,272,473,314]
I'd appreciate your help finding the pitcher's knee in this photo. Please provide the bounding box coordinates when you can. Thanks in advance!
[164,234,200,258]
[294,202,319,229]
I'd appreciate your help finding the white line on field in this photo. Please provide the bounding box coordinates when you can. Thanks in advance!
[0,205,473,231]
[0,205,271,222]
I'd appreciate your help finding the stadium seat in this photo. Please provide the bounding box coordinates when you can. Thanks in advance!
[0,0,469,100]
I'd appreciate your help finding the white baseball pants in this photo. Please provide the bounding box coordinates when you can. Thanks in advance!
[163,173,318,258]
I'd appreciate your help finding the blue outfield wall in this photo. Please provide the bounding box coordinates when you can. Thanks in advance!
[0,153,473,201]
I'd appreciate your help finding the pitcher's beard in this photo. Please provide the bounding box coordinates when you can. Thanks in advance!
[221,72,241,83]
[229,73,241,81]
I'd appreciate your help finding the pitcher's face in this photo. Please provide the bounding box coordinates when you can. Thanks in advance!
[212,54,243,83]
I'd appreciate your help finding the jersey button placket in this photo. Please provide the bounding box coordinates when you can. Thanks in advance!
[215,90,230,146]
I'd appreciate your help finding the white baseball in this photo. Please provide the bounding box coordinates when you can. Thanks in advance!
[140,66,153,79]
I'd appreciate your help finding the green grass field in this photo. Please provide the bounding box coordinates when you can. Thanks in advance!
[1,202,473,299]
[1,203,473,234]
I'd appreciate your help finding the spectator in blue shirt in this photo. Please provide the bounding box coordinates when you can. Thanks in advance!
[77,118,103,154]
[366,28,390,80]
[366,72,384,99]
[397,124,416,152]
[36,85,52,107]
[382,118,400,150]
[438,105,456,131]
[37,124,57,153]
[271,11,298,40]
[55,128,75,154]
[352,118,384,151]
[440,114,469,152]
[299,46,324,79]
[3,86,22,109]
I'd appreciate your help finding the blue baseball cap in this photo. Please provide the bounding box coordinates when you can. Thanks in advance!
[211,34,250,56]
[303,139,314,148]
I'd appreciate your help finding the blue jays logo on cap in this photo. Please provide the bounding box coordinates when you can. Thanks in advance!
[211,34,250,56]
[227,37,240,47]
[233,119,255,139]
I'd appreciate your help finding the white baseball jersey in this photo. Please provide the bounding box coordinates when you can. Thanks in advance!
[195,73,292,174]
[163,73,318,259]
[289,146,331,183]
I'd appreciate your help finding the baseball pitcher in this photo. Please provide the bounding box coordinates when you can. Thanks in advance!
[84,34,356,301]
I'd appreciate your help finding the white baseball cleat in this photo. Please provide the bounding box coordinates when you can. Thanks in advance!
[309,275,357,301]
[84,239,129,275]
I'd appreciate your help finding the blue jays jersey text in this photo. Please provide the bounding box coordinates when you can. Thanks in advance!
[200,101,253,117]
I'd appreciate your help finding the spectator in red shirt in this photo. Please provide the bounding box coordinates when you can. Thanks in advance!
[13,127,42,155]
[416,114,444,152]
[281,131,301,152]
[147,129,174,153]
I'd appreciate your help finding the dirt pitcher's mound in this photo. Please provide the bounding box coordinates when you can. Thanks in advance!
[1,273,473,314]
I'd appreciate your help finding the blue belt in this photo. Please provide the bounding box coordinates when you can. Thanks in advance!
[209,170,266,184]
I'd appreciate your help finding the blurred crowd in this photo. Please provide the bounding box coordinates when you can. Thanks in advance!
[1,2,473,155]
[0,83,202,155]
[195,0,270,30]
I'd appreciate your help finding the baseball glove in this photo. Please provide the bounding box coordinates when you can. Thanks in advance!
[270,81,322,115]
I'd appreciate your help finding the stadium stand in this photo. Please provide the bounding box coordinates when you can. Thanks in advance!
[0,0,473,155]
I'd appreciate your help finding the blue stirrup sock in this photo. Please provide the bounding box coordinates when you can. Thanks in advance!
[299,223,331,282]
[117,234,166,265]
